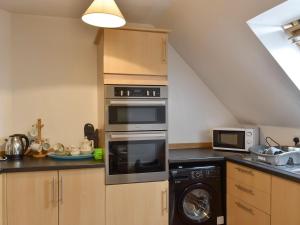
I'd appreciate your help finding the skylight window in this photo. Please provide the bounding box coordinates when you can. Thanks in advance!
[247,0,300,90]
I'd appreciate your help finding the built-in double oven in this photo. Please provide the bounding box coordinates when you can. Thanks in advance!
[104,85,168,185]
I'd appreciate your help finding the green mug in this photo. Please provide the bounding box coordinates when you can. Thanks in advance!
[93,148,104,160]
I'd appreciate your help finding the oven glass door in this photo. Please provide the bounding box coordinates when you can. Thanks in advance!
[213,130,245,149]
[106,99,167,131]
[107,132,166,175]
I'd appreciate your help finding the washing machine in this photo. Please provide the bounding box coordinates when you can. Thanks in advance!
[169,162,225,225]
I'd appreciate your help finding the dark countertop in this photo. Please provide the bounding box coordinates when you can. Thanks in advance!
[0,157,105,173]
[169,148,239,163]
[226,154,300,184]
[169,148,300,183]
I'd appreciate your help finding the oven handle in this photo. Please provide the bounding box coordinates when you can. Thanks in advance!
[109,100,166,106]
[110,133,166,140]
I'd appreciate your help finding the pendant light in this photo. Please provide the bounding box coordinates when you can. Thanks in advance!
[82,0,126,28]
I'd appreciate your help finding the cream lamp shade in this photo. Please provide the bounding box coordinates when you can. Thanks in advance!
[82,0,126,28]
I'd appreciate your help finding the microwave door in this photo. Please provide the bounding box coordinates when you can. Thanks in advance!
[105,99,167,131]
[213,131,245,150]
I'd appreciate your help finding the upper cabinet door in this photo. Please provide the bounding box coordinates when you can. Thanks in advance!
[58,168,105,225]
[104,29,168,76]
[6,171,58,225]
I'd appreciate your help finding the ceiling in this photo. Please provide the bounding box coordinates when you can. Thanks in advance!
[155,0,300,127]
[0,0,171,24]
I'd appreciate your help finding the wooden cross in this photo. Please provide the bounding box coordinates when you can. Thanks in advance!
[36,118,44,144]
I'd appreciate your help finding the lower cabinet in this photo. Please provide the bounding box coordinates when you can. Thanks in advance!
[0,174,5,225]
[227,195,270,225]
[106,181,168,225]
[6,171,58,225]
[6,168,105,225]
[58,169,105,225]
[227,162,300,225]
[271,176,300,225]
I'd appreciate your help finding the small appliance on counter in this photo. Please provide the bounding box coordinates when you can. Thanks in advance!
[212,127,259,152]
[84,123,99,148]
[5,134,30,160]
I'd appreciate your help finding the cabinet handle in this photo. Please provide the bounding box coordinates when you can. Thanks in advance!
[161,38,167,63]
[52,177,55,203]
[235,201,254,215]
[235,184,254,195]
[235,167,254,176]
[161,189,168,215]
[59,176,63,204]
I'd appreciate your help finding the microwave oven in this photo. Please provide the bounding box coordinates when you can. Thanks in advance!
[105,85,168,132]
[212,128,259,152]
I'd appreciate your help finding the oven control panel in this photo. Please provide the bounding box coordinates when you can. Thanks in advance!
[114,87,161,97]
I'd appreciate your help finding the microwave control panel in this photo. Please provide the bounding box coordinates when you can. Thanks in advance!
[114,87,161,97]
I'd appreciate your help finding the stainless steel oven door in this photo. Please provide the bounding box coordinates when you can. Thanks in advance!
[105,131,168,185]
[105,99,168,131]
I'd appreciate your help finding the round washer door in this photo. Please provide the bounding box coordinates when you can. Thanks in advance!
[178,183,215,224]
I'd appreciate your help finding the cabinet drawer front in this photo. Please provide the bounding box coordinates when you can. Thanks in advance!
[227,178,270,214]
[227,162,271,193]
[227,194,270,225]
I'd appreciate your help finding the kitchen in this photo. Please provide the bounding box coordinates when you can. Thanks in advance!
[1,0,300,225]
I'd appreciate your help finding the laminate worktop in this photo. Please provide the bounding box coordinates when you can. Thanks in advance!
[0,157,105,173]
[169,148,300,183]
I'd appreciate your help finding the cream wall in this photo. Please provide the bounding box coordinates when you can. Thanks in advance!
[168,46,239,143]
[259,125,300,146]
[0,9,13,138]
[5,13,239,146]
[11,14,98,145]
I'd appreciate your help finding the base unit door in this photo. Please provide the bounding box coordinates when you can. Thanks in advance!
[58,168,105,225]
[271,176,300,225]
[227,194,270,225]
[6,171,58,225]
[106,181,168,225]
[0,174,5,225]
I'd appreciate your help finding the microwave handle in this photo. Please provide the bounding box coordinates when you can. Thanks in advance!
[109,100,166,106]
[110,133,166,140]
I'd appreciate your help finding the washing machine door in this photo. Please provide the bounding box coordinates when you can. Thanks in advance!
[178,183,215,224]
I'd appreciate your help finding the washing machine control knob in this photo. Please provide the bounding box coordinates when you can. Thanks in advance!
[192,171,203,179]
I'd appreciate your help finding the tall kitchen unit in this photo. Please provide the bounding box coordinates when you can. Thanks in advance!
[95,26,170,225]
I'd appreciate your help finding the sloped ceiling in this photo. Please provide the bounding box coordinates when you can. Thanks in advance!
[155,0,300,127]
[2,0,300,127]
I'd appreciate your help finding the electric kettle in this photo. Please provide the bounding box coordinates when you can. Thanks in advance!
[5,134,30,160]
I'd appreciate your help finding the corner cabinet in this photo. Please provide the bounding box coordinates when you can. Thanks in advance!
[96,27,170,85]
[5,168,105,225]
[227,162,300,225]
[271,176,300,225]
[106,181,169,225]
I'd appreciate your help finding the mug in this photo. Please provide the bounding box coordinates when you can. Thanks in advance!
[42,142,51,151]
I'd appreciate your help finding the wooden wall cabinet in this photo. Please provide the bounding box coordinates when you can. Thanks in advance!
[106,181,168,225]
[271,176,300,225]
[5,168,105,225]
[96,27,169,85]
